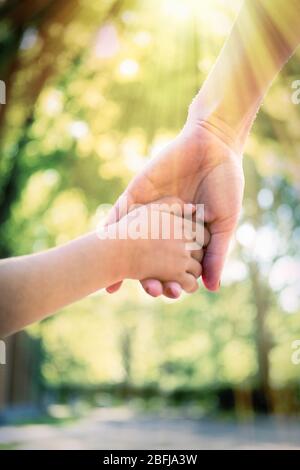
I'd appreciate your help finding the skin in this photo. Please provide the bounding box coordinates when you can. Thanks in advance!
[106,124,244,296]
[0,201,208,338]
[2,0,300,335]
[107,0,300,299]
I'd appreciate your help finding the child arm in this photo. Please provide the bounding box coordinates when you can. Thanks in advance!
[0,233,126,337]
[0,203,205,337]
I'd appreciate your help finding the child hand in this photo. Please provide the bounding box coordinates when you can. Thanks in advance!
[104,200,209,294]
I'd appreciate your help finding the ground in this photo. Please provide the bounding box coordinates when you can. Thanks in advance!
[0,407,300,450]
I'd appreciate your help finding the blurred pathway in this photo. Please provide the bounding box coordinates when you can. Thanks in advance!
[0,407,300,450]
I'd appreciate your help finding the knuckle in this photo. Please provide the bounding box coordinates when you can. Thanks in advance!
[188,278,199,293]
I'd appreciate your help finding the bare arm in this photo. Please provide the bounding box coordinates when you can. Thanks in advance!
[0,233,126,337]
[107,0,300,298]
[0,202,204,337]
[188,0,300,152]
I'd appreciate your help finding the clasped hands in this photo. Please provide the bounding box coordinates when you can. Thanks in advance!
[105,121,245,299]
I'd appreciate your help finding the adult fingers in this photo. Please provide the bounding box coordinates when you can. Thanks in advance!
[106,282,123,294]
[162,281,182,299]
[141,279,164,297]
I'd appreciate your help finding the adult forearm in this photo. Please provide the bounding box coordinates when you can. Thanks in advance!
[188,0,300,152]
[0,233,124,337]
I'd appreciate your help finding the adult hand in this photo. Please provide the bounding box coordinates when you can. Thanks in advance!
[106,120,244,298]
[105,0,300,299]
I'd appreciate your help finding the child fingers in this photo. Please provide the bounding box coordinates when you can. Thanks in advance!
[155,197,195,217]
[191,248,204,262]
[186,258,202,278]
[182,221,210,248]
[180,273,199,293]
[162,281,182,299]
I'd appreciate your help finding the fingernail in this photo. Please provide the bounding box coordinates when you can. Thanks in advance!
[165,287,173,298]
[171,286,181,298]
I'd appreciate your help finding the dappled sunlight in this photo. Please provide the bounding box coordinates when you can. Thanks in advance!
[0,0,300,426]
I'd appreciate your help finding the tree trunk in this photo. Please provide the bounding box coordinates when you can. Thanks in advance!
[249,261,272,411]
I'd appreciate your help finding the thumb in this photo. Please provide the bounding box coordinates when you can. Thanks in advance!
[201,230,232,292]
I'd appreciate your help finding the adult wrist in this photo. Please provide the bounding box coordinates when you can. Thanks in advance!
[186,92,253,155]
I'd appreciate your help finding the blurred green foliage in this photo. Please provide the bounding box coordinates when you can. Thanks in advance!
[1,0,300,413]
